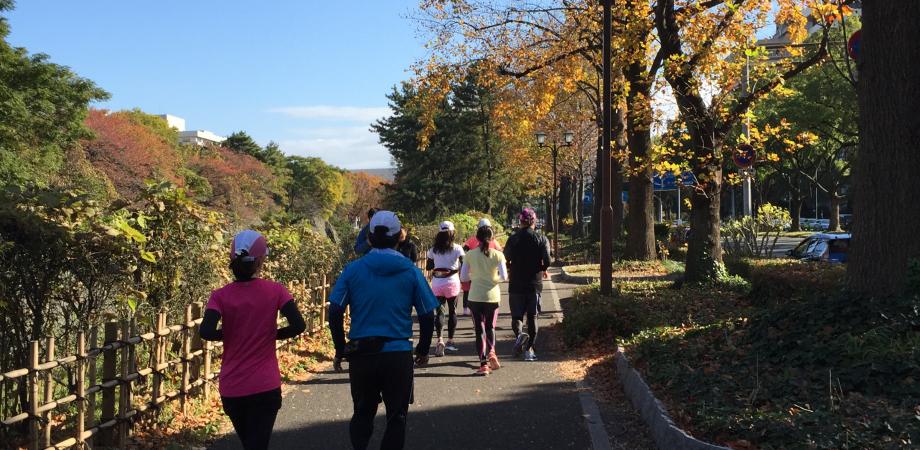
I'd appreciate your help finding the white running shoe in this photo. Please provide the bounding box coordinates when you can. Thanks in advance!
[435,340,446,357]
[523,350,538,361]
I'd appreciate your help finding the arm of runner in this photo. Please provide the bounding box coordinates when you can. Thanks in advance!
[277,300,306,340]
[459,260,471,283]
[415,311,434,365]
[498,258,508,282]
[328,303,347,358]
[540,235,551,271]
[327,265,352,358]
[198,309,223,341]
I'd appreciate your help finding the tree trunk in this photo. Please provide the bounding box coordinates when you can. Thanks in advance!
[624,66,656,260]
[558,176,573,221]
[544,195,555,233]
[790,194,803,232]
[849,0,920,295]
[574,174,585,238]
[685,134,725,283]
[828,191,842,232]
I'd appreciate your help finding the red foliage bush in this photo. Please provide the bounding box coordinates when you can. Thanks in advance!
[188,147,278,224]
[82,109,182,199]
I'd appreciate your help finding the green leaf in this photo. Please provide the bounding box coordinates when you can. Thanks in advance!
[118,222,147,243]
[126,297,137,312]
[140,250,156,263]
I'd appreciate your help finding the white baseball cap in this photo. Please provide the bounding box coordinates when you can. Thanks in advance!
[477,218,492,228]
[439,220,455,232]
[369,210,402,236]
[231,230,269,262]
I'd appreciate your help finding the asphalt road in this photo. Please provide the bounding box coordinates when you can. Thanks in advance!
[210,273,598,450]
[771,235,807,257]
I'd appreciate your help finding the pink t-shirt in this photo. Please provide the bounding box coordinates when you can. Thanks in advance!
[463,235,503,252]
[206,279,292,398]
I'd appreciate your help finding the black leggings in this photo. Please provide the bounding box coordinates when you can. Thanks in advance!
[221,387,282,450]
[469,302,499,363]
[434,296,458,340]
[349,351,414,450]
[510,293,539,352]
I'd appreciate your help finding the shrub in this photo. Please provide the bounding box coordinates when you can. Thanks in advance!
[727,258,846,305]
[721,203,790,258]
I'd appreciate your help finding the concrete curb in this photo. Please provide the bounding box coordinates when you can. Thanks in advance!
[614,347,731,450]
[559,266,598,285]
[548,272,612,450]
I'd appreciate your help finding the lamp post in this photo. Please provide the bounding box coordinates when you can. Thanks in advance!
[536,130,574,264]
[600,0,613,294]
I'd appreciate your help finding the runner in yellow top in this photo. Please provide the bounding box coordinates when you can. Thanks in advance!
[459,222,508,376]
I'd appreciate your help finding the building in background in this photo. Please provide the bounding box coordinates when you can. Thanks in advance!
[158,114,186,132]
[159,114,226,146]
[178,130,226,147]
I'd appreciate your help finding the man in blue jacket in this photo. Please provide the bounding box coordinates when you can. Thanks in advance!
[353,208,378,255]
[329,210,438,450]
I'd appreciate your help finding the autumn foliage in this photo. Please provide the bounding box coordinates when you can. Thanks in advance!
[82,109,183,199]
[188,146,278,224]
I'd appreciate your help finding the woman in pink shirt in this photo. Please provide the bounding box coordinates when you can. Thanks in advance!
[199,230,306,450]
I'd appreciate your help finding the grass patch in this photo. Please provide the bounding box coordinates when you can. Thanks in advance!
[563,261,919,448]
[565,260,685,280]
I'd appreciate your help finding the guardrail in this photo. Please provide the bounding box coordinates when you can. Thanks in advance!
[0,275,333,449]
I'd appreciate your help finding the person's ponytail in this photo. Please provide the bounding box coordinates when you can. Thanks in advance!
[476,226,493,257]
[229,250,259,281]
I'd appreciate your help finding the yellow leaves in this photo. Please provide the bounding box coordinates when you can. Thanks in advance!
[766,152,780,162]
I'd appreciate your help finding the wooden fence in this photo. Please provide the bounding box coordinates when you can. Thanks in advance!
[0,275,332,450]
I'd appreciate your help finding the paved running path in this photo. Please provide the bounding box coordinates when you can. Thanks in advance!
[211,270,596,450]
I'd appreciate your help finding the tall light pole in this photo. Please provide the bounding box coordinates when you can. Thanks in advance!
[741,56,754,217]
[600,0,613,295]
[536,130,574,264]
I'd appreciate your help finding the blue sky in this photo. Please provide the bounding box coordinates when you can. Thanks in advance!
[6,1,425,169]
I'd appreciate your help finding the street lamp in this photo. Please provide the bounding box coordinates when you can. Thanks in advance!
[535,130,574,264]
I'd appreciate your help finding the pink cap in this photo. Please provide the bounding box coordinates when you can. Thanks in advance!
[230,230,269,262]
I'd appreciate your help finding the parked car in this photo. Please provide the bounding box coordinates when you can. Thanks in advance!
[786,233,851,263]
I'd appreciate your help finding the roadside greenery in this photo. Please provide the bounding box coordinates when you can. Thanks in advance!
[721,203,791,259]
[562,260,919,448]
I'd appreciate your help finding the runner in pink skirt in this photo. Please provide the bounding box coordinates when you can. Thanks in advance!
[426,220,465,356]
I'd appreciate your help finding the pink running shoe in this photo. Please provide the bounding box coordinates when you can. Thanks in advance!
[488,352,501,370]
[476,364,491,376]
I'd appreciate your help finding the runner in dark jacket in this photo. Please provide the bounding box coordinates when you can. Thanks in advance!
[503,208,550,361]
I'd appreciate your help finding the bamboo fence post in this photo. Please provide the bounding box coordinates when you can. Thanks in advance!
[87,327,97,445]
[181,305,192,415]
[99,321,117,447]
[117,320,129,448]
[190,303,203,396]
[75,332,86,448]
[151,311,163,413]
[28,341,39,450]
[321,274,328,329]
[305,279,315,334]
[42,337,54,448]
[202,337,212,401]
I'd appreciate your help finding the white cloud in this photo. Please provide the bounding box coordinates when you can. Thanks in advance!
[279,127,392,170]
[269,105,390,123]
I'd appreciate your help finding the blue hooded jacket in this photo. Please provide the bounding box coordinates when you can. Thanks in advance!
[329,248,439,352]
